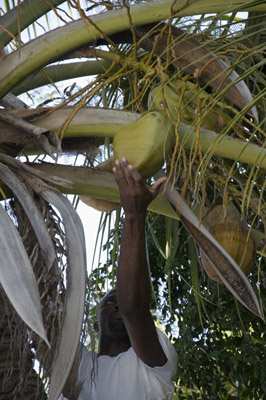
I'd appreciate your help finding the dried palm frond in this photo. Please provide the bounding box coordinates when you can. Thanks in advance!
[41,189,86,400]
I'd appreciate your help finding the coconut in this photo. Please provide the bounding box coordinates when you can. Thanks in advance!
[201,204,256,282]
[113,111,174,179]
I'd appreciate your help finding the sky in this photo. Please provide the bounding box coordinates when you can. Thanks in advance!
[77,200,110,273]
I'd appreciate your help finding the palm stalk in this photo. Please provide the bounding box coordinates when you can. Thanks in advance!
[12,60,114,96]
[29,162,176,219]
[177,122,266,169]
[1,2,266,397]
[16,107,266,169]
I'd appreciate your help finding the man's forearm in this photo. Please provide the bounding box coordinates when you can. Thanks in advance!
[112,159,168,366]
[113,158,166,321]
[117,213,151,318]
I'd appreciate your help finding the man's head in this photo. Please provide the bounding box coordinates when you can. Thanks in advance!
[95,288,129,342]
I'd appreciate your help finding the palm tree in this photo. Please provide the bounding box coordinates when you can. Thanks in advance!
[1,1,266,398]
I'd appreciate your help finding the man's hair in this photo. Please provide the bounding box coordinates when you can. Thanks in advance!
[97,287,117,319]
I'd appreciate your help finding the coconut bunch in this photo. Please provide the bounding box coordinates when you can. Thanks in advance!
[201,204,256,282]
[150,78,231,132]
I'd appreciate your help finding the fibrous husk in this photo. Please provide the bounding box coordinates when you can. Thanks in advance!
[201,204,256,282]
[113,111,174,179]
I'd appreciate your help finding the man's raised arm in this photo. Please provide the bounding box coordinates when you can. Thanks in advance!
[113,157,167,367]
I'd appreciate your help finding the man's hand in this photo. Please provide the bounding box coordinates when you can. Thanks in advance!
[113,157,167,217]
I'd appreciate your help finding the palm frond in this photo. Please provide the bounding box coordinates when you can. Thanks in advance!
[41,189,86,400]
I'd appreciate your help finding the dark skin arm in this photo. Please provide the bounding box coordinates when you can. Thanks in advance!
[113,158,167,367]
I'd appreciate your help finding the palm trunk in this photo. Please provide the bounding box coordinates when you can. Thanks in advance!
[0,289,47,400]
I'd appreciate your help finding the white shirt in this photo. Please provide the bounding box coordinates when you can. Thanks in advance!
[60,328,177,400]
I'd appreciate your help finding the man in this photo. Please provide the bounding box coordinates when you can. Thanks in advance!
[61,158,177,399]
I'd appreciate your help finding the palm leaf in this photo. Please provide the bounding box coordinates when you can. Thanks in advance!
[2,0,266,98]
[4,107,265,170]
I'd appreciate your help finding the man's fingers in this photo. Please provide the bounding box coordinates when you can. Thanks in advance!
[121,158,135,182]
[113,159,127,183]
[113,158,167,198]
[114,158,142,184]
[126,164,143,184]
[113,158,129,178]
